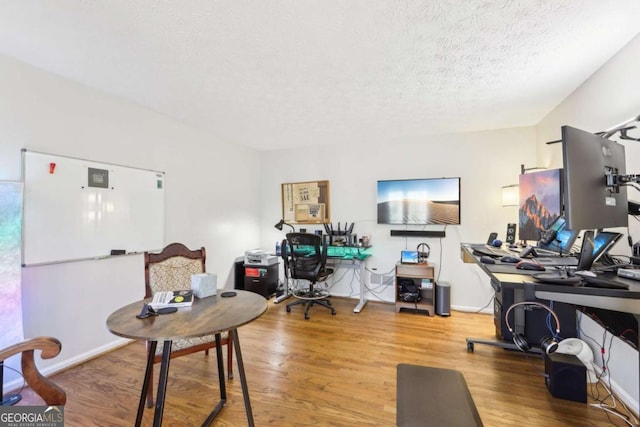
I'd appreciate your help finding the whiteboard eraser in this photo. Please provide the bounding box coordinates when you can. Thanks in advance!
[191,273,217,298]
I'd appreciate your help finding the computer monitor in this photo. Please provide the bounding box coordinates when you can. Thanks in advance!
[518,168,563,241]
[561,125,628,231]
[537,216,578,255]
[576,230,623,271]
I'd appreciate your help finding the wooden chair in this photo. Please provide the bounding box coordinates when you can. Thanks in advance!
[144,242,233,407]
[0,337,66,405]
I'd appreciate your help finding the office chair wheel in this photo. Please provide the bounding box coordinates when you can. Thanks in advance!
[286,306,291,313]
[305,313,310,320]
[331,309,336,315]
[467,342,474,353]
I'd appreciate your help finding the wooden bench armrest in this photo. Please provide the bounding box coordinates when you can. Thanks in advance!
[0,337,67,405]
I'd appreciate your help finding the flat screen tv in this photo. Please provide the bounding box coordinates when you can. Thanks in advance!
[518,169,562,241]
[377,178,461,225]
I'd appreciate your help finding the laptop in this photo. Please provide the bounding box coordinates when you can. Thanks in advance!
[401,250,419,264]
[536,230,622,267]
[536,216,579,256]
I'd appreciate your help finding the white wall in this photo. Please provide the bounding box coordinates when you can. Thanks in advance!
[0,55,262,375]
[536,34,640,411]
[259,127,537,310]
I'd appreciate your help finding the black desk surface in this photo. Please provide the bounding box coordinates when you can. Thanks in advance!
[461,244,640,312]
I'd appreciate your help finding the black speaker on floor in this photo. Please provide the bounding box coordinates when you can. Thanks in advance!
[505,223,517,245]
[544,353,587,403]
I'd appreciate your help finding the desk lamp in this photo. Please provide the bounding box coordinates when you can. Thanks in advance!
[274,219,295,233]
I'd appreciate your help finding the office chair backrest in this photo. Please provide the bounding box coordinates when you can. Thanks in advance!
[283,233,327,282]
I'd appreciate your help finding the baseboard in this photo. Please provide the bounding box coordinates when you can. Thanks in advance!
[2,337,132,395]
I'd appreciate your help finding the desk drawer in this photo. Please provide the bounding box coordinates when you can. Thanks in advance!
[396,263,433,278]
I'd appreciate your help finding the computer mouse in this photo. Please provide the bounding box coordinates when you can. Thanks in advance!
[479,255,496,264]
[516,261,546,271]
[500,255,521,264]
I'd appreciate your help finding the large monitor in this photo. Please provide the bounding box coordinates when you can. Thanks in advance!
[518,169,562,241]
[376,178,461,225]
[561,125,628,231]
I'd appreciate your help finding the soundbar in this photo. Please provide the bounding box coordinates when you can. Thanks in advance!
[390,230,446,238]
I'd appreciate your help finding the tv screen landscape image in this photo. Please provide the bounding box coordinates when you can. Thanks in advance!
[377,178,460,225]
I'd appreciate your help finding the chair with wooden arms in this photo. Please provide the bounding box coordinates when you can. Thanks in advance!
[144,242,233,407]
[282,233,336,320]
[0,337,66,405]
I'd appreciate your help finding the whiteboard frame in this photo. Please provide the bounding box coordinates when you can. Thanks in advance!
[21,149,166,266]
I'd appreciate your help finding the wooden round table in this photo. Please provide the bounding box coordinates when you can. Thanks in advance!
[107,290,267,427]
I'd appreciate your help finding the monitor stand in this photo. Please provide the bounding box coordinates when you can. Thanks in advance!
[0,361,21,406]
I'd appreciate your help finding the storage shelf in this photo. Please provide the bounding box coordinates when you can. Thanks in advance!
[395,262,435,316]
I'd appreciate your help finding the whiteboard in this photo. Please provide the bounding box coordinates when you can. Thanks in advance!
[22,150,165,266]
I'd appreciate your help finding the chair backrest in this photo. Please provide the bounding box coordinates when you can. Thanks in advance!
[144,243,206,298]
[282,233,327,282]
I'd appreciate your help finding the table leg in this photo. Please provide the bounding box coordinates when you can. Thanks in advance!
[233,328,255,427]
[201,334,227,426]
[274,276,291,304]
[136,340,157,427]
[354,260,368,313]
[153,340,172,427]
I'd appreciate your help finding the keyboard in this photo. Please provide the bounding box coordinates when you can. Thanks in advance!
[534,247,570,257]
[536,256,579,267]
[472,245,513,258]
[582,274,630,290]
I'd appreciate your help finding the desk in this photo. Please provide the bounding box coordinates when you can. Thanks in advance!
[276,245,372,313]
[461,243,640,413]
[462,246,578,352]
[106,290,267,427]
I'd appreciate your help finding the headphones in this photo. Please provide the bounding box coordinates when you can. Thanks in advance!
[417,243,430,263]
[505,301,560,354]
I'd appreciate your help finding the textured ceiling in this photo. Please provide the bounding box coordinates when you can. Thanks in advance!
[0,1,639,151]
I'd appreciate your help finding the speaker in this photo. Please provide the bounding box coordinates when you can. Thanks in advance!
[435,282,451,316]
[505,223,516,244]
[544,353,587,403]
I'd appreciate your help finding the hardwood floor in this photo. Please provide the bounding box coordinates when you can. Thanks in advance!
[16,297,632,426]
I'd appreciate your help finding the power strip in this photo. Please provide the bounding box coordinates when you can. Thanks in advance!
[617,268,640,281]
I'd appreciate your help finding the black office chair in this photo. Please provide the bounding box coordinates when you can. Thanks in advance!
[282,233,336,319]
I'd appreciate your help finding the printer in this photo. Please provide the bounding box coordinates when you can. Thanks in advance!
[244,249,279,266]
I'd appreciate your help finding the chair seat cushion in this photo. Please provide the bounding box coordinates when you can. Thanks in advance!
[153,331,229,356]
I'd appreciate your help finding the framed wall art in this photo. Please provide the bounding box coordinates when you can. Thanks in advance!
[281,180,330,224]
